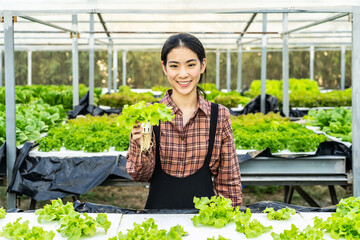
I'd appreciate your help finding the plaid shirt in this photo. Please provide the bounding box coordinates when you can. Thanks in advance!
[126,90,242,207]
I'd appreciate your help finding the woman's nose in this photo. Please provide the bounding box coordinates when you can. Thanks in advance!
[178,67,188,78]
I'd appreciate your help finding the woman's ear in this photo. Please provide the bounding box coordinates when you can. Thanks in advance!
[200,58,207,74]
[162,61,168,76]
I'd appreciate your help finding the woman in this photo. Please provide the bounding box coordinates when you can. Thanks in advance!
[126,33,242,209]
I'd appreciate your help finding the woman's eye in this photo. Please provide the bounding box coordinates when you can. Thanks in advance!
[169,65,178,68]
[188,64,196,67]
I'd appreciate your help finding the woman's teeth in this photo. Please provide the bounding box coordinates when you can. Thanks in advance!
[178,81,191,86]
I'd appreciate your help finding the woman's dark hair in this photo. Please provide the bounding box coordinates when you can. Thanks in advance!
[161,33,207,98]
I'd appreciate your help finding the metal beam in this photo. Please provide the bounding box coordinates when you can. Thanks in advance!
[97,13,111,39]
[107,43,112,93]
[216,49,220,90]
[352,7,360,198]
[310,46,315,80]
[284,13,349,34]
[226,48,231,92]
[282,13,289,117]
[4,11,17,209]
[89,13,95,105]
[260,13,267,114]
[237,43,242,92]
[19,16,77,34]
[113,49,118,91]
[341,45,346,90]
[122,50,127,86]
[240,13,257,38]
[27,50,32,85]
[72,14,79,108]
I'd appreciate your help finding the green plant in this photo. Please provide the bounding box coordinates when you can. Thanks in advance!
[263,207,296,220]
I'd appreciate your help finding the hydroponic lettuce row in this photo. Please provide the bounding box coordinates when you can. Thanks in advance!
[38,114,131,152]
[35,198,111,240]
[0,103,67,146]
[263,207,296,220]
[305,107,352,143]
[232,112,328,153]
[313,196,360,239]
[234,208,272,238]
[207,235,230,240]
[108,218,187,240]
[191,195,236,228]
[0,217,55,240]
[0,207,6,219]
[271,224,324,240]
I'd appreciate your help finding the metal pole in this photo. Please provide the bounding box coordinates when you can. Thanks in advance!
[237,43,242,92]
[261,13,267,114]
[216,49,220,90]
[27,50,32,85]
[113,49,118,91]
[226,49,231,92]
[341,45,346,90]
[107,43,112,93]
[122,50,127,86]
[282,13,290,117]
[352,7,360,197]
[4,11,17,209]
[310,45,315,80]
[89,13,95,105]
[0,48,3,87]
[72,14,79,108]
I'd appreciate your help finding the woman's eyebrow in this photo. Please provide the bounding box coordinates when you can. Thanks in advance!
[168,59,197,64]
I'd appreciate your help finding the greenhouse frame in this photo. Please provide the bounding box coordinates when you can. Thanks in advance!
[0,0,359,209]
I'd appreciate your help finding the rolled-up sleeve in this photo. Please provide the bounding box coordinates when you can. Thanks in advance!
[126,132,156,182]
[213,110,242,207]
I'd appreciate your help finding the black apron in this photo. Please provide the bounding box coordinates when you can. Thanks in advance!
[145,103,218,209]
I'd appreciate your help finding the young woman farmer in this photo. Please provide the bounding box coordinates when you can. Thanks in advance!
[126,33,242,209]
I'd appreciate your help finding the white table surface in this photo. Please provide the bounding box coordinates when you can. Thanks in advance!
[0,212,343,240]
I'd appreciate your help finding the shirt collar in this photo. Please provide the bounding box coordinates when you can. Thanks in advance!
[160,89,211,117]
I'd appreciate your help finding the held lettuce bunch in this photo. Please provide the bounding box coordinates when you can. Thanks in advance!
[117,101,174,152]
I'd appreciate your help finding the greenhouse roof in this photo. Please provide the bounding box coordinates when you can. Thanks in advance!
[0,0,359,51]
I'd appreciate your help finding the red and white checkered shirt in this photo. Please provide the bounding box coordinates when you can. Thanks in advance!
[126,90,242,207]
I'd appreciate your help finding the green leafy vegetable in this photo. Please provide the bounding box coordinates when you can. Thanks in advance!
[113,218,186,240]
[207,235,231,240]
[263,207,296,220]
[271,224,324,240]
[0,207,6,219]
[191,195,236,228]
[234,208,272,238]
[0,217,55,240]
[57,211,111,240]
[117,101,174,130]
[313,196,360,239]
[35,198,75,222]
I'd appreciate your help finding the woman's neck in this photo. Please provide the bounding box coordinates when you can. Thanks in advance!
[170,89,198,112]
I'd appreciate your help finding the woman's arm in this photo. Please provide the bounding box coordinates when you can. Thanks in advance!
[213,110,243,207]
[126,125,156,182]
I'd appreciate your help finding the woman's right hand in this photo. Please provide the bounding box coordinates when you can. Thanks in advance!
[130,122,143,145]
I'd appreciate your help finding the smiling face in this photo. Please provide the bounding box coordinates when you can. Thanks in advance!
[162,46,206,97]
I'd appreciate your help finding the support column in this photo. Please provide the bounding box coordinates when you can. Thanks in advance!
[122,50,127,86]
[113,49,118,91]
[89,13,95,105]
[261,13,267,114]
[282,13,290,117]
[107,43,112,93]
[4,11,17,209]
[27,50,32,85]
[226,49,231,92]
[0,48,2,87]
[237,43,242,92]
[216,49,220,90]
[341,45,346,90]
[310,45,315,80]
[72,15,79,108]
[352,7,360,197]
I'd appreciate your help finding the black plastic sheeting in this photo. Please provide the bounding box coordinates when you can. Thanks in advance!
[67,91,122,119]
[8,142,132,201]
[73,200,336,214]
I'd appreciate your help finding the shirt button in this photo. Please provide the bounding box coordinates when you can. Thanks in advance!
[180,136,185,141]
